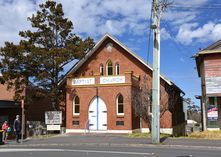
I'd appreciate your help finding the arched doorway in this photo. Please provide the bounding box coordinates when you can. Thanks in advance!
[88,97,107,130]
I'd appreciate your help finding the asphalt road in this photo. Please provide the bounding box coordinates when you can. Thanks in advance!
[1,134,221,157]
[0,145,221,157]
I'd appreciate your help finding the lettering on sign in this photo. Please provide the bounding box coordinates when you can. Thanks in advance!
[205,77,221,94]
[100,76,125,84]
[45,111,62,125]
[47,125,61,131]
[72,78,95,85]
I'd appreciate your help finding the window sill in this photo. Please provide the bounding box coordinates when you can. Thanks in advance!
[73,114,80,117]
[116,114,124,117]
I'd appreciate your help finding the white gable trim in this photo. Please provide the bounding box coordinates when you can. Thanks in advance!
[59,33,172,86]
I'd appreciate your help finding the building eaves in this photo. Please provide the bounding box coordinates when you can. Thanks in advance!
[59,34,180,89]
[202,40,221,50]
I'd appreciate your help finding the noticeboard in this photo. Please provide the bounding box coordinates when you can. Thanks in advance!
[45,111,62,125]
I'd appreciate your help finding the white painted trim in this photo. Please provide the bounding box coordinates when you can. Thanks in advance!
[207,128,220,131]
[66,129,132,134]
[66,129,86,133]
[66,128,173,134]
[59,33,174,87]
[141,128,150,133]
[160,128,173,134]
[106,130,132,133]
[73,96,80,116]
[137,128,172,134]
[116,94,124,115]
[73,113,80,116]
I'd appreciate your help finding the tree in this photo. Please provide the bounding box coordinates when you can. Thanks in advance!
[132,74,181,131]
[0,1,94,109]
[132,75,152,130]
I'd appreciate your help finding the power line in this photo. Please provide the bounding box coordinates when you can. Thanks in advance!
[147,2,153,63]
[170,5,221,9]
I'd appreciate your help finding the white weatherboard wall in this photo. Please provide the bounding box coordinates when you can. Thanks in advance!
[205,77,221,94]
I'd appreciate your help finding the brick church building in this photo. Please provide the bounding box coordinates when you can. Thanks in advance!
[59,34,185,135]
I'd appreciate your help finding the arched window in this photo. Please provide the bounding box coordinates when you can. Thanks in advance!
[73,96,80,115]
[100,64,104,76]
[117,94,124,115]
[115,63,120,75]
[106,60,113,76]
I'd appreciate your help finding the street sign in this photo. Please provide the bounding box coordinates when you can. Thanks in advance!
[45,111,62,125]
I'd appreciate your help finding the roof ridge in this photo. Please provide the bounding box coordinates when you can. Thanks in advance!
[58,34,175,87]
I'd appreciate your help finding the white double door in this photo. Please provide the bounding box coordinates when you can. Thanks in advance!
[88,97,107,130]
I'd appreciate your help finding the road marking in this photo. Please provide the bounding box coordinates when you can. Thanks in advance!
[0,148,154,155]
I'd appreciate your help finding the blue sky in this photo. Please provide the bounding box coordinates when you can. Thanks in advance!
[1,0,221,105]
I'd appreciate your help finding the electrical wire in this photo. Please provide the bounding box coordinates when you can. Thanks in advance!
[147,1,153,63]
[170,5,221,9]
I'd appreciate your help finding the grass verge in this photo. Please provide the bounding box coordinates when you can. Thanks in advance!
[188,131,221,139]
[128,131,221,140]
[128,133,171,139]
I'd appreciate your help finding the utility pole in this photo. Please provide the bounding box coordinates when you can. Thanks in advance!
[150,0,171,144]
[151,0,160,144]
[21,99,25,144]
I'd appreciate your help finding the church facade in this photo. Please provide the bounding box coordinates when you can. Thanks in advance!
[60,34,185,135]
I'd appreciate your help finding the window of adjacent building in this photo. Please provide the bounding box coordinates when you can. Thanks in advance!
[115,63,120,75]
[106,60,113,76]
[100,64,104,76]
[207,97,218,128]
[117,94,124,115]
[73,96,80,115]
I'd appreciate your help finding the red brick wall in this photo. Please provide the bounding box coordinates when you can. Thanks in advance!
[65,37,183,131]
[66,84,133,130]
[0,84,15,101]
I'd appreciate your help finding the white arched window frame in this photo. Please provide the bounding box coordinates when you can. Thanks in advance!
[73,96,80,115]
[100,64,104,76]
[115,63,120,75]
[116,94,124,115]
[106,60,113,76]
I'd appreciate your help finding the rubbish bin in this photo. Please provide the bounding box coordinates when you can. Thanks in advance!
[0,130,4,145]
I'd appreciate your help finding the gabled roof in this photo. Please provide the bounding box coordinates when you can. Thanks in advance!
[193,40,221,58]
[193,40,221,77]
[59,33,176,87]
[202,40,221,50]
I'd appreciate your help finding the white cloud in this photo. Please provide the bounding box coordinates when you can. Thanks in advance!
[164,11,197,25]
[173,0,208,6]
[161,28,172,40]
[0,0,39,46]
[0,0,152,46]
[0,0,217,47]
[54,0,151,38]
[160,0,210,44]
[176,22,221,45]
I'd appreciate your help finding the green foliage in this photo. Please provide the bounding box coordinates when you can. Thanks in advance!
[0,1,94,108]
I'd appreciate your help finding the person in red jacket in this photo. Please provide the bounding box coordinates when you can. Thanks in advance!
[2,121,9,142]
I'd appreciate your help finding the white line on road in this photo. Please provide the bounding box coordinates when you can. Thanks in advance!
[0,148,154,156]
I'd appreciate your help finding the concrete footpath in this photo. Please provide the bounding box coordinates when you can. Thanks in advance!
[1,133,221,150]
